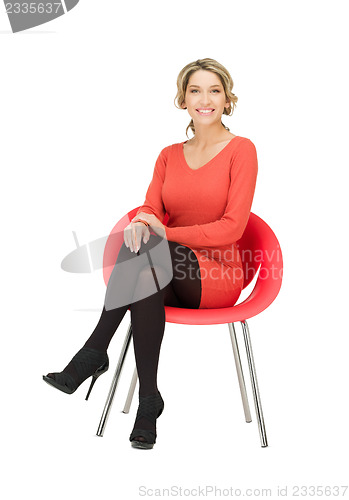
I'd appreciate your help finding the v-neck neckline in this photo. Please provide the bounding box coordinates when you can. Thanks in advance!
[180,136,240,173]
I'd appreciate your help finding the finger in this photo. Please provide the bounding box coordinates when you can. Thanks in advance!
[143,227,150,243]
[132,224,144,253]
[128,225,135,252]
[127,224,137,252]
[136,225,145,252]
[132,226,138,253]
[124,226,133,251]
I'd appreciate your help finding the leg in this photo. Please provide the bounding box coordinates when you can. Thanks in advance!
[96,322,133,437]
[130,237,202,398]
[83,234,170,351]
[240,320,268,447]
[228,322,252,423]
[97,276,181,437]
[44,234,176,391]
[128,237,202,445]
[122,366,138,414]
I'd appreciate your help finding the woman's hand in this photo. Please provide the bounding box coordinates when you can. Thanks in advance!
[124,221,150,253]
[131,212,167,240]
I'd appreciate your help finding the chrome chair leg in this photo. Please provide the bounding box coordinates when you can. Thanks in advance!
[240,320,268,447]
[228,322,252,423]
[96,321,133,437]
[122,366,138,414]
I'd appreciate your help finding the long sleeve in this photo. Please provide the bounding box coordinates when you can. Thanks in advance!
[135,147,167,222]
[165,139,258,247]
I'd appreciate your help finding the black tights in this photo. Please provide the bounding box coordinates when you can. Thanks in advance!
[82,233,202,397]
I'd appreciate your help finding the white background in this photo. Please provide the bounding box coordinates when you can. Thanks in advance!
[1,1,348,499]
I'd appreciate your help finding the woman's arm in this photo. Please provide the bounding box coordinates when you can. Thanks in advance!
[165,139,258,247]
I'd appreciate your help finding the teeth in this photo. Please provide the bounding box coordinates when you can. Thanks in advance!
[197,109,213,113]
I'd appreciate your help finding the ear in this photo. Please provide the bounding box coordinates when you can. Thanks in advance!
[181,102,187,109]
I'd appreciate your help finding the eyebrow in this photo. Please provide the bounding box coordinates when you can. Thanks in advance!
[188,84,221,88]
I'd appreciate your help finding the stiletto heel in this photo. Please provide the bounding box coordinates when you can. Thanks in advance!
[129,391,164,449]
[43,347,109,398]
[85,361,109,400]
[86,376,98,401]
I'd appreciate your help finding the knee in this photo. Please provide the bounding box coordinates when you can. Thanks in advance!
[136,265,170,288]
[132,265,171,301]
[136,266,156,283]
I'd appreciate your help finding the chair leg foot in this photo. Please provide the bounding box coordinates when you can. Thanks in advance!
[96,321,132,437]
[241,320,268,448]
[228,322,252,423]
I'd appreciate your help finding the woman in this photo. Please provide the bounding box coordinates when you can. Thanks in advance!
[43,58,258,449]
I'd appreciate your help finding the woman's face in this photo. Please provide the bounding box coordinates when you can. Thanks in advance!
[182,69,230,124]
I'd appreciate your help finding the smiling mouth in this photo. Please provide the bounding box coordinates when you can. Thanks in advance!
[196,109,215,115]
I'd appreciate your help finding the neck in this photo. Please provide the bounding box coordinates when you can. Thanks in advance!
[189,122,230,147]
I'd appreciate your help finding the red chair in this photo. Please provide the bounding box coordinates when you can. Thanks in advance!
[96,207,283,447]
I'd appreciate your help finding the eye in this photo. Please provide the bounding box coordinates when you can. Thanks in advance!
[190,89,220,93]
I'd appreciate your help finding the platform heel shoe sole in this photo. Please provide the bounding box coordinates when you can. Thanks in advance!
[42,373,77,394]
[42,348,109,400]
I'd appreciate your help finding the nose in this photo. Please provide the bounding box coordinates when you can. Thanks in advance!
[200,91,212,106]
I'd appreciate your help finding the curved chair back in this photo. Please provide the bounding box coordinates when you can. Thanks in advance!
[236,214,263,290]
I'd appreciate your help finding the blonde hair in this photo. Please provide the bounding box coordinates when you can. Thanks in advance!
[174,58,238,138]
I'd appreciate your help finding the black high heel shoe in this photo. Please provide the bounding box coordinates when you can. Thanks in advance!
[42,347,109,400]
[129,391,164,449]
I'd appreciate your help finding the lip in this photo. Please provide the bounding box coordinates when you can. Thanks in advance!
[196,108,215,115]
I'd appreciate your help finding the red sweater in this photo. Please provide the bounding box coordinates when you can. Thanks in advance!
[136,136,258,308]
